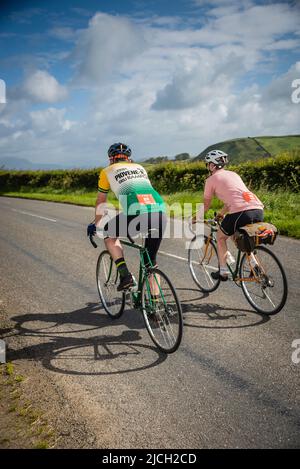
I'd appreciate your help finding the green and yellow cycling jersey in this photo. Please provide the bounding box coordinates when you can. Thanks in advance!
[98,162,165,215]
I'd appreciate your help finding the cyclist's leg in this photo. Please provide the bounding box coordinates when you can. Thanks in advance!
[103,214,123,260]
[217,230,230,268]
[103,214,135,290]
[234,209,264,268]
[144,212,167,296]
[212,212,241,280]
[234,209,264,230]
[144,212,167,266]
[214,209,264,279]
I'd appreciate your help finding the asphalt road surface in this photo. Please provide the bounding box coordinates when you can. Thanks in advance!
[0,196,299,448]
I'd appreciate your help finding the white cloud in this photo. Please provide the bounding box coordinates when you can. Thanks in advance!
[49,26,76,41]
[261,61,300,103]
[151,49,243,110]
[0,105,81,165]
[8,8,45,25]
[73,12,146,84]
[23,70,68,103]
[264,39,300,51]
[192,3,300,49]
[29,107,74,133]
[1,3,300,166]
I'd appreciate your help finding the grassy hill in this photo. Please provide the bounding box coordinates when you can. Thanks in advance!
[195,135,300,164]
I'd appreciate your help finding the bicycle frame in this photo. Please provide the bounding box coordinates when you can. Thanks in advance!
[190,219,287,315]
[205,224,261,283]
[120,239,167,310]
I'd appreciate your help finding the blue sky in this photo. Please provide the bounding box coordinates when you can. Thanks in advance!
[0,0,299,167]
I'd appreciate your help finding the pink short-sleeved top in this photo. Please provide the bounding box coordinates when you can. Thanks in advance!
[204,169,264,214]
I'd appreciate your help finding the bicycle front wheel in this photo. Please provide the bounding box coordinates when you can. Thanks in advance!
[141,268,183,353]
[188,235,220,292]
[96,250,125,319]
[240,246,288,315]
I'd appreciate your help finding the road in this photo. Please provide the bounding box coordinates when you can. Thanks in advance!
[0,196,299,448]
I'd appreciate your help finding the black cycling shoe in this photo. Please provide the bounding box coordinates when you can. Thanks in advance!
[117,273,135,291]
[211,271,228,282]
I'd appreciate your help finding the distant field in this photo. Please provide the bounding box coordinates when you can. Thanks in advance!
[257,135,300,156]
[195,134,300,164]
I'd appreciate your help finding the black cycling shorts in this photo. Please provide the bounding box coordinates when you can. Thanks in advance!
[220,209,264,236]
[103,212,167,266]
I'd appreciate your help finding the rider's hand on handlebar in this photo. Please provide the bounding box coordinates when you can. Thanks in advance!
[214,212,224,222]
[87,223,96,237]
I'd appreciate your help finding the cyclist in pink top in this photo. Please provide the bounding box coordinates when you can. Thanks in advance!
[195,149,264,281]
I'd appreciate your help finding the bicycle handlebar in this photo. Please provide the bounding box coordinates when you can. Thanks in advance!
[89,234,98,248]
[89,231,135,248]
[205,219,219,227]
[189,211,221,230]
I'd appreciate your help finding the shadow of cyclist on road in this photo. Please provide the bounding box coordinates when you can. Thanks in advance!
[177,288,270,329]
[7,302,167,376]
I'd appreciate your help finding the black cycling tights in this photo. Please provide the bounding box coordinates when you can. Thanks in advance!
[103,211,167,266]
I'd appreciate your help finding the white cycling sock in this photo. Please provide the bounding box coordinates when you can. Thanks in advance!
[220,266,229,276]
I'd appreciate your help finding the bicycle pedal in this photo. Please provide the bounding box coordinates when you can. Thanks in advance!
[125,275,138,292]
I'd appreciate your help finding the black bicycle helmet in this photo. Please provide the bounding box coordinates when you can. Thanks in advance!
[108,142,132,159]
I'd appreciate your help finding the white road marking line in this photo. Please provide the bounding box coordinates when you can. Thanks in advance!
[159,250,188,262]
[11,208,57,223]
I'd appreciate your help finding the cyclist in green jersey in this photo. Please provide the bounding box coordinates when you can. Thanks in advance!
[87,143,167,291]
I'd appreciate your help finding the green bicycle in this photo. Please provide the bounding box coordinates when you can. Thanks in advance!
[90,232,183,353]
[188,219,288,315]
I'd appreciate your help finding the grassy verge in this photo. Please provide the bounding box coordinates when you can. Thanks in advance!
[0,361,56,448]
[163,189,300,238]
[0,303,56,449]
[1,187,299,238]
[0,188,105,207]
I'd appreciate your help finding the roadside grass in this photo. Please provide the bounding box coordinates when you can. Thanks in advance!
[163,189,300,238]
[0,188,102,207]
[1,187,299,238]
[0,360,56,449]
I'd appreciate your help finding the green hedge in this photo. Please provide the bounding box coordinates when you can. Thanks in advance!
[0,150,299,194]
[0,168,99,192]
[147,151,300,193]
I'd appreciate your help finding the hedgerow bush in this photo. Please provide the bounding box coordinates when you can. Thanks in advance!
[0,150,299,193]
[146,150,299,193]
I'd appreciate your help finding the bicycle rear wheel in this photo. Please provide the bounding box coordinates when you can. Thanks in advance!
[141,268,183,353]
[240,246,288,315]
[96,250,125,319]
[188,235,220,292]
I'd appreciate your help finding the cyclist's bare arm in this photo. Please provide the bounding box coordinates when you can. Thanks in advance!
[219,204,229,217]
[191,203,229,224]
[95,191,108,226]
[191,197,213,224]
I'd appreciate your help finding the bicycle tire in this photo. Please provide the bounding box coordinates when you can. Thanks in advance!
[188,235,220,293]
[96,250,125,319]
[240,245,288,315]
[141,268,183,353]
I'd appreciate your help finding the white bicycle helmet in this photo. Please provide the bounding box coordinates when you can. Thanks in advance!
[205,149,228,169]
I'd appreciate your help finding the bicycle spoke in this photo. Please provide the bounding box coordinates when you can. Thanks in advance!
[189,236,220,292]
[156,311,173,348]
[96,251,125,319]
[142,268,183,353]
[262,287,276,309]
[240,246,287,315]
